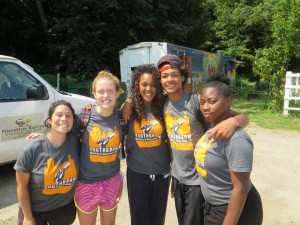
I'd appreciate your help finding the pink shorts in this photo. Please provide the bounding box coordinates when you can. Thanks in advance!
[74,173,123,212]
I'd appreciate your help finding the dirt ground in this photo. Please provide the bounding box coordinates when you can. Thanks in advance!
[0,122,299,225]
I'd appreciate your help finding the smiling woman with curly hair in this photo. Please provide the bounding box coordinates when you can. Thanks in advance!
[131,64,165,126]
[126,64,171,225]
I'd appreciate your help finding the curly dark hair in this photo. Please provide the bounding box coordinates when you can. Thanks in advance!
[131,64,165,126]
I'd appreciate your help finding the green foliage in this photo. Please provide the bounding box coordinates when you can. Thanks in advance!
[0,0,47,64]
[48,0,123,78]
[232,90,300,131]
[42,74,78,92]
[231,77,250,91]
[205,0,275,80]
[253,0,300,111]
[30,0,210,79]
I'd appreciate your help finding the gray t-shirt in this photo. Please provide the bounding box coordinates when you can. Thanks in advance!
[195,128,253,205]
[126,106,170,175]
[164,93,205,185]
[78,107,121,183]
[14,133,79,212]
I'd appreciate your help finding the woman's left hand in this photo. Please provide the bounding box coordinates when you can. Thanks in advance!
[26,133,43,141]
[207,117,237,140]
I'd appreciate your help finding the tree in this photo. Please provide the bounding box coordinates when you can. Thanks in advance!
[253,0,300,111]
[205,0,275,79]
[34,0,51,48]
[0,0,47,63]
[46,0,210,78]
[0,0,220,80]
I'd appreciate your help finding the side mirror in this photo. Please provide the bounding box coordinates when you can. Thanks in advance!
[26,84,49,100]
[36,84,49,99]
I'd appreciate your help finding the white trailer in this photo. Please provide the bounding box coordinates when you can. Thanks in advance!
[119,42,168,84]
[119,42,238,93]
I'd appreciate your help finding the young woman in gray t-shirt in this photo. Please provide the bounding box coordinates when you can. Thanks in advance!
[126,64,171,225]
[195,72,263,225]
[14,100,79,225]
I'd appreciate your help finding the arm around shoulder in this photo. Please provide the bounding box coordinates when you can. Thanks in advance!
[208,112,249,140]
[229,110,249,128]
[120,98,133,123]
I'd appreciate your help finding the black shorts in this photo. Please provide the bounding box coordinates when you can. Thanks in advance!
[204,185,263,225]
[17,200,76,225]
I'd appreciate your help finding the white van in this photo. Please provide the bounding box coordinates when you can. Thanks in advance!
[0,55,95,165]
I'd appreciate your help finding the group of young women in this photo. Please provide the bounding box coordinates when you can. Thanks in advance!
[14,55,263,225]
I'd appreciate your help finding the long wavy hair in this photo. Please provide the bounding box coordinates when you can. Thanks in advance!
[131,64,165,126]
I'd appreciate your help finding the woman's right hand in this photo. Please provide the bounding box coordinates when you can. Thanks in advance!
[82,104,93,110]
[26,133,42,141]
[23,217,36,225]
[120,98,133,123]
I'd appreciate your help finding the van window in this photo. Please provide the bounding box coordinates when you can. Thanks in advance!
[0,62,42,101]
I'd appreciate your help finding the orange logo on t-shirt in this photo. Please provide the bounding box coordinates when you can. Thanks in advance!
[43,154,77,195]
[165,110,193,150]
[88,124,120,163]
[134,118,162,148]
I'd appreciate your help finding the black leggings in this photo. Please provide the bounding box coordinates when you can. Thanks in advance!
[127,168,170,225]
[204,185,263,225]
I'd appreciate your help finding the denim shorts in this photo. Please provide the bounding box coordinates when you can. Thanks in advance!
[74,173,123,213]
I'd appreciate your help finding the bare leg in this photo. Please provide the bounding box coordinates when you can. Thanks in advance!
[99,207,118,225]
[77,209,98,225]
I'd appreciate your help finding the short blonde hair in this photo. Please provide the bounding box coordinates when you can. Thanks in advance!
[92,70,120,93]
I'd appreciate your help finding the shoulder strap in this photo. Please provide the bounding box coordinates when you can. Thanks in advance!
[79,105,93,143]
[190,93,205,129]
[117,109,126,159]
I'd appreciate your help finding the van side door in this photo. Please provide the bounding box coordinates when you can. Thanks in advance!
[0,61,53,164]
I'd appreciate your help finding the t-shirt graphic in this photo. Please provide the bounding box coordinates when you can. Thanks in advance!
[194,133,211,178]
[165,110,193,150]
[134,118,162,148]
[89,124,120,163]
[43,154,77,194]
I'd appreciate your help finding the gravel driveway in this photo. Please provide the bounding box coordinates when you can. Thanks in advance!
[0,122,299,225]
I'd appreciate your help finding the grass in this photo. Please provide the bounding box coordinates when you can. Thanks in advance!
[231,90,300,132]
